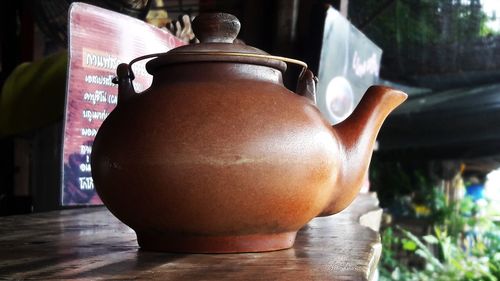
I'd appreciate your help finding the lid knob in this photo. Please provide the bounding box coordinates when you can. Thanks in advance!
[192,13,241,43]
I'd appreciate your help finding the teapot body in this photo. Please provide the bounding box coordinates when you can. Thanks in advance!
[91,12,408,253]
[91,62,340,253]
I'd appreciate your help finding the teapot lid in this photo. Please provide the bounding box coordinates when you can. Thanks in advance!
[146,13,295,74]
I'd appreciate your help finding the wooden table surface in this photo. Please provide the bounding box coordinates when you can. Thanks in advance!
[0,193,382,281]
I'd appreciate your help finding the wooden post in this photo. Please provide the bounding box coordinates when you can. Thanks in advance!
[340,0,349,18]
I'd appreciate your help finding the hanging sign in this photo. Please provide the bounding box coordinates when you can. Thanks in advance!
[317,7,382,124]
[62,3,185,206]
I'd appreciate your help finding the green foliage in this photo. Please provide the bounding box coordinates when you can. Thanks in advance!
[403,227,497,281]
[381,225,500,281]
[380,190,500,281]
[349,0,499,78]
[352,0,494,46]
[369,158,432,212]
[402,238,417,251]
[380,226,409,280]
[429,188,494,240]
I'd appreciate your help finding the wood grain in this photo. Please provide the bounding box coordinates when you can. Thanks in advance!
[0,193,382,280]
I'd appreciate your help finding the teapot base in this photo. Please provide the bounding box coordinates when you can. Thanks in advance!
[136,231,297,253]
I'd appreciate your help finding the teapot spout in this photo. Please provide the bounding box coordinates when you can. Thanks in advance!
[320,86,407,216]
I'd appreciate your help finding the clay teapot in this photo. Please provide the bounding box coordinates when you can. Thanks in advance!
[91,13,407,253]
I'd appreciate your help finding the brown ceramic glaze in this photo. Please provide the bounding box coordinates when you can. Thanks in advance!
[91,13,407,253]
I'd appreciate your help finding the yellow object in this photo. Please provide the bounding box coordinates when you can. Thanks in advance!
[413,204,431,216]
[0,51,68,136]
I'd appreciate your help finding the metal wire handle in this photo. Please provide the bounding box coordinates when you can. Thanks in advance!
[172,51,308,76]
[124,51,309,80]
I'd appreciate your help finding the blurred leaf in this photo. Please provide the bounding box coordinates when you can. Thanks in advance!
[423,235,439,244]
[403,239,417,251]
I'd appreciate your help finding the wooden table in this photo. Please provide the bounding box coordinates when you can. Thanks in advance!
[0,193,382,280]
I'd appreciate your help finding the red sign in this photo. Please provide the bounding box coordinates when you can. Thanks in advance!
[62,3,185,206]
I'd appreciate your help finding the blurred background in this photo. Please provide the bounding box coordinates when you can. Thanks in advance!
[1,0,500,279]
